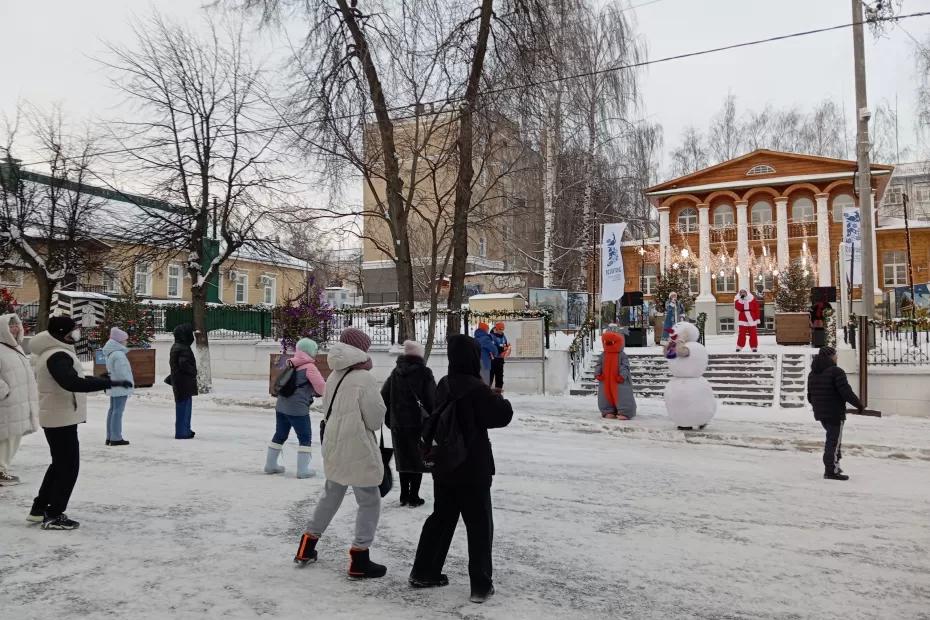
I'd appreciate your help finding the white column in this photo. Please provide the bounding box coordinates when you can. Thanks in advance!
[815,193,832,286]
[775,197,789,271]
[696,203,718,334]
[659,208,670,274]
[870,191,881,296]
[736,200,750,291]
[697,204,713,300]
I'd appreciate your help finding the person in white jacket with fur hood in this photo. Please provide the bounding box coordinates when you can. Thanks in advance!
[293,328,388,579]
[0,314,39,486]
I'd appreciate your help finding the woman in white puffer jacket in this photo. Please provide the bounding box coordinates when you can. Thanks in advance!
[0,314,40,485]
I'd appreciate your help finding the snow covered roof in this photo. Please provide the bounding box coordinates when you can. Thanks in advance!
[56,291,111,300]
[469,293,525,300]
[876,216,930,231]
[889,162,930,178]
[645,170,891,197]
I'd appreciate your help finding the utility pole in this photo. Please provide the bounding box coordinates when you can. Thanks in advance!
[852,0,876,318]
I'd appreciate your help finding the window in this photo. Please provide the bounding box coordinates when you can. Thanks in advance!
[234,271,248,304]
[883,250,908,287]
[884,185,903,205]
[747,164,776,176]
[261,275,276,306]
[714,273,736,294]
[101,269,119,294]
[686,268,699,294]
[791,197,815,222]
[641,264,658,295]
[134,263,152,297]
[751,201,773,226]
[167,264,182,299]
[914,183,930,205]
[832,194,855,222]
[0,269,24,287]
[478,236,487,258]
[764,315,774,330]
[719,317,735,333]
[713,204,734,227]
[677,207,698,232]
[753,272,775,293]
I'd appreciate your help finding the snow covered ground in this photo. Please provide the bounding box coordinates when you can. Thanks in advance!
[2,382,929,619]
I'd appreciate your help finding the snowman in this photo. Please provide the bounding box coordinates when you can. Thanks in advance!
[662,321,716,430]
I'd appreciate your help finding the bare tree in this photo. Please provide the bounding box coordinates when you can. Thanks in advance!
[709,94,742,162]
[670,126,708,176]
[0,107,106,331]
[102,13,292,391]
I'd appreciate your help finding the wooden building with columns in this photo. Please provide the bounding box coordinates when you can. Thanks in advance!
[624,149,895,335]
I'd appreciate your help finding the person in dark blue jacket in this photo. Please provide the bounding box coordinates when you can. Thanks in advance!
[488,322,509,393]
[473,323,497,386]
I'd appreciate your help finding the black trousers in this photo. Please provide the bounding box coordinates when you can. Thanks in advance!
[400,473,423,499]
[821,420,844,473]
[34,425,80,518]
[490,358,505,389]
[412,482,493,592]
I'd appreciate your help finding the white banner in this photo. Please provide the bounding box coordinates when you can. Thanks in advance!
[600,223,628,302]
[842,241,862,286]
[843,207,861,244]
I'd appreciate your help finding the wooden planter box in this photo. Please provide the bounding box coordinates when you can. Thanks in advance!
[268,353,330,396]
[775,312,811,345]
[93,348,156,388]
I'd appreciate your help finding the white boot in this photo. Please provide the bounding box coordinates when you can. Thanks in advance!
[264,443,285,474]
[296,446,314,479]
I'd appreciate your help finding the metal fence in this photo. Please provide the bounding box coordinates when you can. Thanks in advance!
[159,306,274,340]
[569,322,596,382]
[862,320,930,366]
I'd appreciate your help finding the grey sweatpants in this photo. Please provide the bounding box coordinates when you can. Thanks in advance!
[306,479,381,548]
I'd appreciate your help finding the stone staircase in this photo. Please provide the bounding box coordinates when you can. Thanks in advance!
[571,352,783,408]
[779,353,809,408]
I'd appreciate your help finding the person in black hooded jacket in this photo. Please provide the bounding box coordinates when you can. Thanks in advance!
[409,334,513,604]
[807,346,863,481]
[168,323,197,439]
[381,340,437,507]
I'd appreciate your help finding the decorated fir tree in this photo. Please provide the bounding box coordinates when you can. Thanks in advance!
[89,296,156,349]
[273,276,335,352]
[774,261,814,312]
[654,267,695,312]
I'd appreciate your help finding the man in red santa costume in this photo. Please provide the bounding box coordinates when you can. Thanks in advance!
[734,289,760,352]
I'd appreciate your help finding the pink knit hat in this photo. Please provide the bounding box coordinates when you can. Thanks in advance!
[340,327,372,352]
[110,327,129,344]
[403,340,425,358]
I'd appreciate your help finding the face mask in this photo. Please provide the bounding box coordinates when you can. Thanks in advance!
[70,329,81,341]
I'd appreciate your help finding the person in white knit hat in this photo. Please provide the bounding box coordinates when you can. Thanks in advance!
[381,340,436,507]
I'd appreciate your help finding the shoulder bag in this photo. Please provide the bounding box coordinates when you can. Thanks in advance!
[319,369,354,444]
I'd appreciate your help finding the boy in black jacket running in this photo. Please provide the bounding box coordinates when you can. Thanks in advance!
[807,346,864,481]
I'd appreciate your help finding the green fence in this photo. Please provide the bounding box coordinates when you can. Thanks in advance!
[162,306,273,340]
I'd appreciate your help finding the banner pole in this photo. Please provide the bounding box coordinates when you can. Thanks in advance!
[597,223,604,336]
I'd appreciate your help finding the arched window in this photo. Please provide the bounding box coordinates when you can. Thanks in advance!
[792,197,815,222]
[751,201,773,225]
[713,204,734,227]
[747,164,776,176]
[677,207,698,232]
[832,194,856,223]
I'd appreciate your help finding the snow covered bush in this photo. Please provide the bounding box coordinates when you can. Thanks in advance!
[775,262,813,312]
[88,297,155,349]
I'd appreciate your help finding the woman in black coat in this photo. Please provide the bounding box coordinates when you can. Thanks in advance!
[381,340,437,506]
[168,323,198,440]
[409,334,513,604]
[807,346,863,480]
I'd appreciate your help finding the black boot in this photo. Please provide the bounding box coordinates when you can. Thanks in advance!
[399,474,409,506]
[294,533,319,565]
[470,585,495,604]
[348,547,387,579]
[824,471,849,481]
[409,573,449,588]
[407,474,425,507]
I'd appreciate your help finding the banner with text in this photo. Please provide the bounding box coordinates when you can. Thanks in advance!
[841,242,862,286]
[600,223,628,302]
[843,207,861,244]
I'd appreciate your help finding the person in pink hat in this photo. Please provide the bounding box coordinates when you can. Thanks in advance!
[102,327,134,446]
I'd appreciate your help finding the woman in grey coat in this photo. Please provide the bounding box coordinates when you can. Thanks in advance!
[596,326,637,420]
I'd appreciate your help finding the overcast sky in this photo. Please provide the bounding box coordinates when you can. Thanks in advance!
[1,0,928,176]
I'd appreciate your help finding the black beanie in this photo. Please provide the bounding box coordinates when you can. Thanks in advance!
[48,316,77,341]
[818,346,837,358]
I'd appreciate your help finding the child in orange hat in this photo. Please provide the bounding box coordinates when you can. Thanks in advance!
[474,322,497,385]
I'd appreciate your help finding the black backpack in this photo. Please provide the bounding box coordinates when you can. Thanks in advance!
[273,366,298,398]
[420,396,467,474]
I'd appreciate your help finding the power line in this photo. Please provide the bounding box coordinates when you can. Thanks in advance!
[10,10,930,171]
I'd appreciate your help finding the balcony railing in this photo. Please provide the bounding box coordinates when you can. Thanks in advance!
[705,222,818,244]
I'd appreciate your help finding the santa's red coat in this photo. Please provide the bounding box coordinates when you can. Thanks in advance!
[734,294,761,327]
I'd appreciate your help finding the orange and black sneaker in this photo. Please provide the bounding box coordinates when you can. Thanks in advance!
[294,533,319,565]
